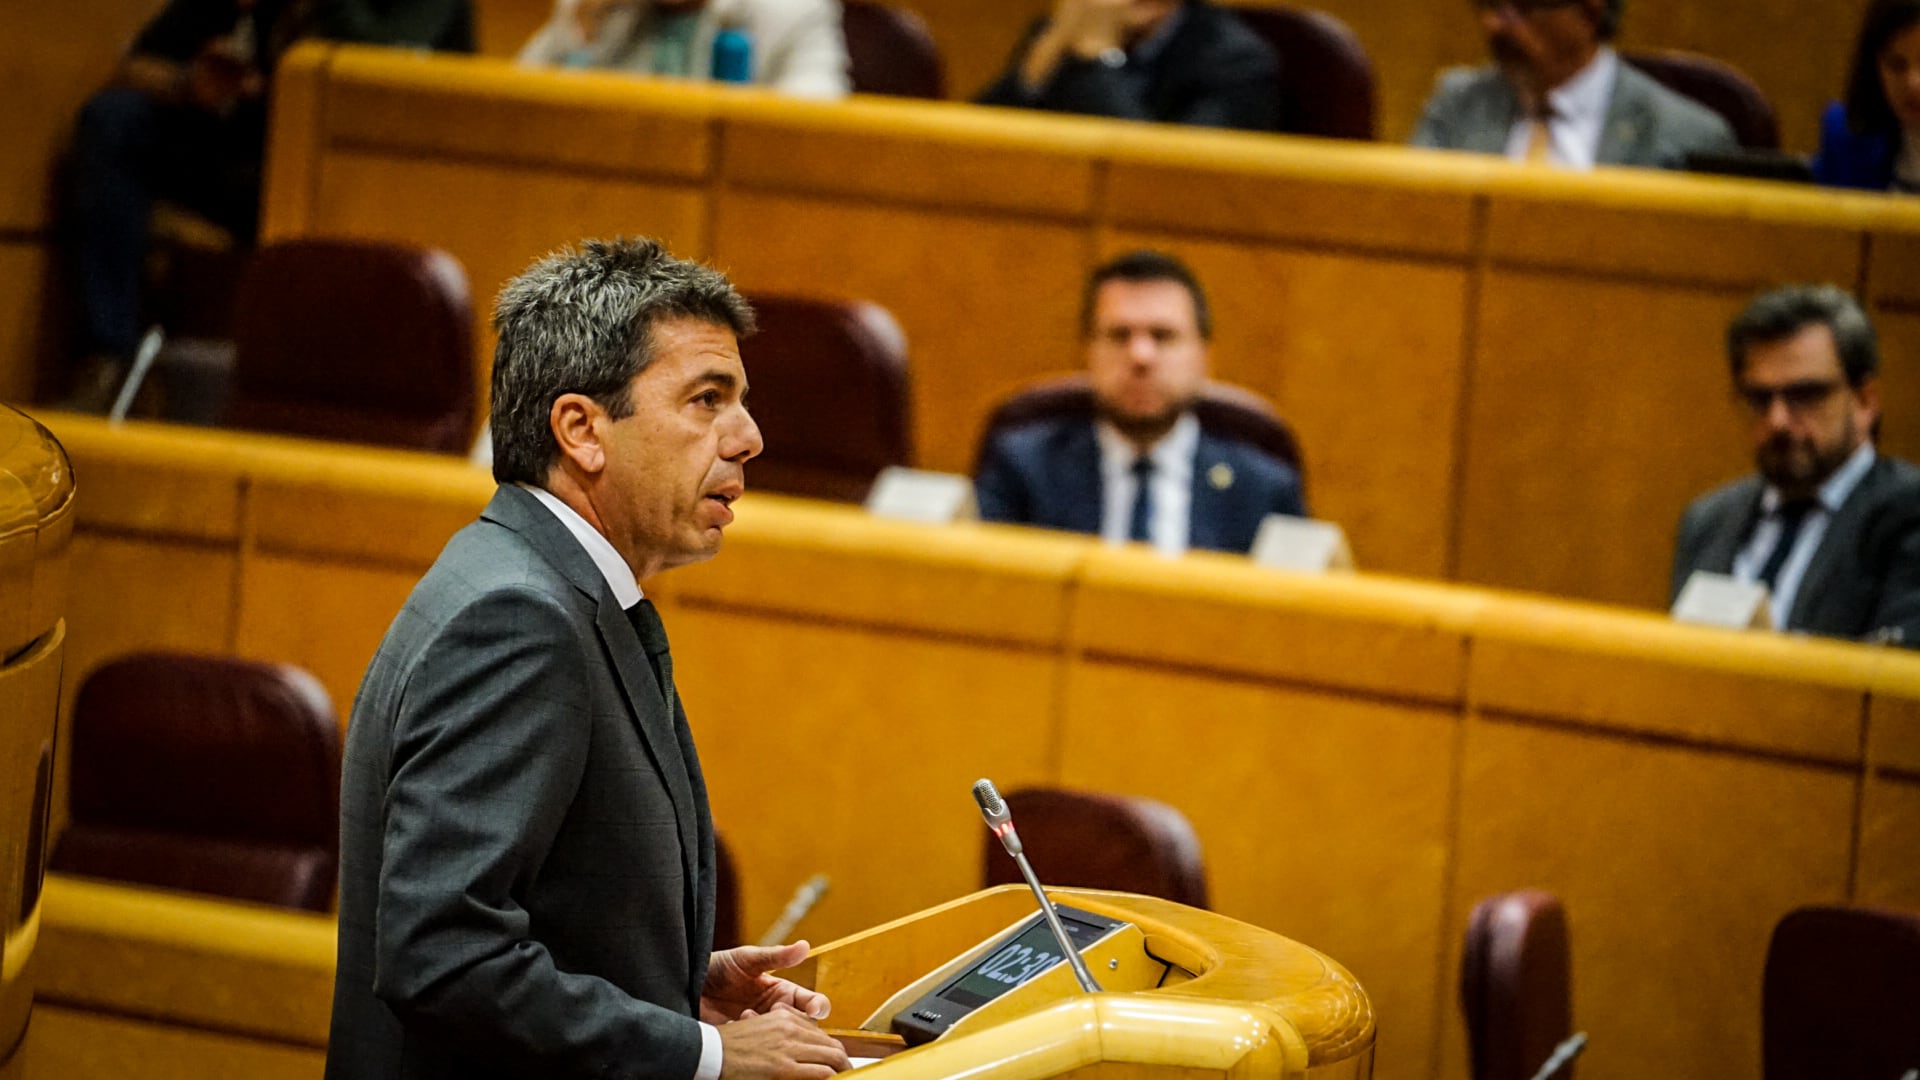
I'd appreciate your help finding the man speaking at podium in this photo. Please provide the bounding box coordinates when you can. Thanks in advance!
[326,238,851,1079]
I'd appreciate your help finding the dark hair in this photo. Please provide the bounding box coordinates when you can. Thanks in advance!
[1079,250,1212,340]
[1594,0,1624,41]
[1726,284,1879,387]
[1845,0,1920,134]
[489,237,755,485]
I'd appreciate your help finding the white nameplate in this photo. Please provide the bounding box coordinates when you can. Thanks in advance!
[864,466,974,524]
[1671,571,1772,630]
[1249,514,1354,573]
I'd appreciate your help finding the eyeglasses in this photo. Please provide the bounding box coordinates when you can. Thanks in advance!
[1736,378,1843,416]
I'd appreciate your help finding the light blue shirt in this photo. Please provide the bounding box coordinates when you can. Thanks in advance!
[1096,411,1199,555]
[1731,441,1877,630]
[1502,46,1618,170]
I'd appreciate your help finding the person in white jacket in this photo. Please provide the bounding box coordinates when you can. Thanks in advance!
[519,0,850,99]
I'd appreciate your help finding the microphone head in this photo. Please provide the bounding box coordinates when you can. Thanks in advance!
[972,778,1010,826]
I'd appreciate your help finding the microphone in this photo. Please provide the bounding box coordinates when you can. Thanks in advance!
[972,779,1102,993]
[1527,1032,1587,1080]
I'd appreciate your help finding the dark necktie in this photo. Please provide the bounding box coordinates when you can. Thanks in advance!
[1128,456,1154,543]
[625,598,677,716]
[1757,500,1816,590]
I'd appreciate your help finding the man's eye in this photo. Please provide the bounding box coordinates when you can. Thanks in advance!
[695,390,722,407]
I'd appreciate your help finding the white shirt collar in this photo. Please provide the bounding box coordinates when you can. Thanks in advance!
[1546,46,1617,130]
[519,483,644,608]
[1759,440,1877,516]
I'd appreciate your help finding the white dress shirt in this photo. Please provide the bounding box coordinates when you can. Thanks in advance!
[1502,46,1618,170]
[1095,412,1200,555]
[522,484,723,1080]
[1730,442,1876,630]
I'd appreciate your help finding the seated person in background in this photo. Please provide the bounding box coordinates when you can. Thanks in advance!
[62,0,473,410]
[974,0,1280,132]
[1671,284,1920,647]
[974,251,1306,555]
[519,0,851,99]
[1411,0,1735,169]
[1815,0,1920,192]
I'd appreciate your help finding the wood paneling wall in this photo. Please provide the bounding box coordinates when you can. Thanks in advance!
[31,412,1920,1080]
[260,45,1920,610]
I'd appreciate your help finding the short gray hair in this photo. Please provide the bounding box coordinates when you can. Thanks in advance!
[490,237,755,485]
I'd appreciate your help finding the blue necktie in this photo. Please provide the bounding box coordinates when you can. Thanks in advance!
[1128,456,1154,543]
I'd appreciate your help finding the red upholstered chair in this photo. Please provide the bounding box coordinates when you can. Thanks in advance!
[1461,890,1574,1080]
[843,0,944,99]
[1623,50,1780,150]
[223,237,475,454]
[1227,5,1376,139]
[980,787,1209,909]
[1763,905,1920,1080]
[50,653,342,913]
[736,294,913,502]
[976,373,1304,492]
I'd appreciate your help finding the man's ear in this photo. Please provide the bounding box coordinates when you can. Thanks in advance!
[1855,375,1883,428]
[550,392,608,478]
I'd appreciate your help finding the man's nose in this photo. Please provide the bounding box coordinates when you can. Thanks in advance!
[1764,396,1794,430]
[1126,331,1158,363]
[725,408,764,462]
[1480,5,1511,34]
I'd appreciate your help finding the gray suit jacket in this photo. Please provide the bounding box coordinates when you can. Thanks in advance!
[327,484,717,1079]
[1411,58,1737,168]
[1670,454,1920,646]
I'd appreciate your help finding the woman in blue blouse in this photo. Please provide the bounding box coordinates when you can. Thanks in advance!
[1818,0,1920,191]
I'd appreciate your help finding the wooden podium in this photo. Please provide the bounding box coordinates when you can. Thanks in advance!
[785,886,1374,1079]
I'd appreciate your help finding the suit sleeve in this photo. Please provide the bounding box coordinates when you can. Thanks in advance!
[972,430,1030,524]
[1410,71,1465,149]
[1859,489,1920,648]
[371,585,702,1079]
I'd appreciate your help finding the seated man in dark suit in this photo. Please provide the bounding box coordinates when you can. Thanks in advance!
[974,0,1280,132]
[974,250,1305,555]
[1411,0,1734,169]
[1671,284,1920,647]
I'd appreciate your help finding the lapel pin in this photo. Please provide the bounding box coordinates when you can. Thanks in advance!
[1208,462,1234,490]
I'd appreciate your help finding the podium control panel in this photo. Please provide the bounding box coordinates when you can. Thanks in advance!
[889,905,1128,1046]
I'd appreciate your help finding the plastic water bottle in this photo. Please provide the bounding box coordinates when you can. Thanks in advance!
[711,27,752,84]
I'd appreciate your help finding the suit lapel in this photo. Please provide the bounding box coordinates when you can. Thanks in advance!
[1188,433,1229,552]
[483,486,705,985]
[1056,421,1105,534]
[1473,78,1522,155]
[1790,457,1884,628]
[1598,65,1651,164]
[1697,483,1763,576]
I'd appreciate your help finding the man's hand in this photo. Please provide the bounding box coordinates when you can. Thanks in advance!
[716,1004,851,1079]
[702,941,831,1023]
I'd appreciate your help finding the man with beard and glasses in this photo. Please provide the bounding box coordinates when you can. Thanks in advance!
[1671,284,1920,647]
[972,250,1305,555]
[1411,0,1734,170]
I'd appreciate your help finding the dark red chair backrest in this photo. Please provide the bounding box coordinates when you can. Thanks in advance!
[976,373,1304,491]
[226,237,475,454]
[1763,905,1920,1080]
[51,652,342,912]
[1623,49,1779,150]
[981,787,1208,909]
[1461,890,1574,1080]
[713,830,741,950]
[1228,5,1376,140]
[737,294,913,502]
[843,0,944,99]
